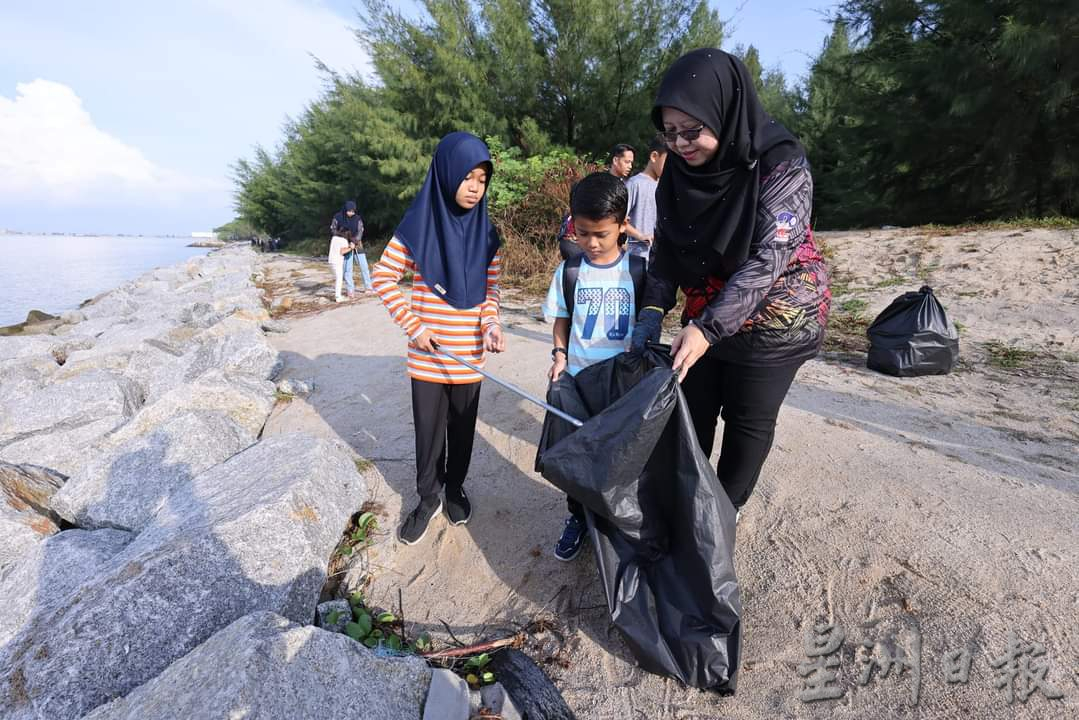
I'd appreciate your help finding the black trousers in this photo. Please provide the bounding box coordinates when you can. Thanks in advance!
[680,356,803,509]
[411,379,482,503]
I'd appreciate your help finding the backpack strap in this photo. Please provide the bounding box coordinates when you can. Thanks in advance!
[562,255,583,318]
[628,254,646,315]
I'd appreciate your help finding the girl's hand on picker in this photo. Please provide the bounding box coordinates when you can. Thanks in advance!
[670,324,709,383]
[483,325,505,353]
[412,328,438,353]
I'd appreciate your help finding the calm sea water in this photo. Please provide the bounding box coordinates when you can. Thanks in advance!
[0,234,212,327]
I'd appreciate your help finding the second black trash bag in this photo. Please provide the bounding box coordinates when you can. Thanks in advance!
[535,347,742,693]
[866,285,959,376]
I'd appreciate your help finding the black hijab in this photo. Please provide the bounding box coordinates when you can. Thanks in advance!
[332,201,361,238]
[653,49,803,285]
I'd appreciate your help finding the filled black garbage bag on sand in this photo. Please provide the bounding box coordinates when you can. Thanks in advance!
[535,347,741,693]
[866,285,959,377]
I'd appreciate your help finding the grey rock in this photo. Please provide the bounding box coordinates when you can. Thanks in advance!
[0,370,143,475]
[477,683,524,720]
[0,335,53,363]
[60,310,87,325]
[112,369,275,441]
[276,378,314,398]
[0,505,57,575]
[50,410,254,532]
[24,310,57,324]
[177,301,221,329]
[81,288,140,320]
[0,528,131,647]
[0,433,365,720]
[0,461,66,524]
[83,612,430,720]
[188,315,279,381]
[261,319,291,334]
[424,670,470,720]
[47,337,94,366]
[316,599,352,633]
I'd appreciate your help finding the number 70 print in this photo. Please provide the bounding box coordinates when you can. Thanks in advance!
[576,286,632,341]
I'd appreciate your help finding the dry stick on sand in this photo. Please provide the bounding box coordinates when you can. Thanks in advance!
[420,634,525,660]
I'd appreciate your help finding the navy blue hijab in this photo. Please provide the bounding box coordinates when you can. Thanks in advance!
[395,132,500,310]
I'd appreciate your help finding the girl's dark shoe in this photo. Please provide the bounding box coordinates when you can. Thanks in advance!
[444,486,472,525]
[397,499,443,545]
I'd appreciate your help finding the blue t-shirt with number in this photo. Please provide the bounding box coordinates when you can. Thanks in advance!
[543,252,636,376]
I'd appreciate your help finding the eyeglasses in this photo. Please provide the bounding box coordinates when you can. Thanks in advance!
[659,124,706,145]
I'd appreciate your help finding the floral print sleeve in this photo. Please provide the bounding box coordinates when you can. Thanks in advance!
[690,157,814,344]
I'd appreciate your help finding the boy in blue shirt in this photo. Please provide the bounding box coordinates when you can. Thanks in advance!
[543,172,644,560]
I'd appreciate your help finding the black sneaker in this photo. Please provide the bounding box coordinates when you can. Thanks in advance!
[554,515,586,562]
[397,499,442,546]
[444,485,472,526]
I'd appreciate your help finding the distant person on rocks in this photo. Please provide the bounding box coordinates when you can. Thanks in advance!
[630,49,831,519]
[543,172,645,561]
[371,132,506,546]
[623,137,668,264]
[330,201,372,297]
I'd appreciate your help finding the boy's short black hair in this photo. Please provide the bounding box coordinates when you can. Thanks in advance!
[647,136,668,155]
[608,143,636,163]
[571,172,629,225]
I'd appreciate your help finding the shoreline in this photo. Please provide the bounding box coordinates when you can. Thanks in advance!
[0,235,242,330]
[0,246,432,718]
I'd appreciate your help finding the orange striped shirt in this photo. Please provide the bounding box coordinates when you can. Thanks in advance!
[372,237,501,384]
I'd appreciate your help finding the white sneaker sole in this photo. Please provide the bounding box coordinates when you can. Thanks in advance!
[553,544,583,562]
[445,499,472,526]
[396,501,442,546]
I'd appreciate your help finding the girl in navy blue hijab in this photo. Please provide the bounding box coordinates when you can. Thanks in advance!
[396,133,501,309]
[371,131,506,545]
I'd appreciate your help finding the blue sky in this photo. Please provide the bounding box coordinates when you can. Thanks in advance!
[0,1,836,236]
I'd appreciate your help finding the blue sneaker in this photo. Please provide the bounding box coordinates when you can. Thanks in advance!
[554,515,586,562]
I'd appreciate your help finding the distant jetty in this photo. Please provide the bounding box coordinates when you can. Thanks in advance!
[188,231,224,248]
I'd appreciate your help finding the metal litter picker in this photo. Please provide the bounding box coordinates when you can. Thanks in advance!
[434,346,584,428]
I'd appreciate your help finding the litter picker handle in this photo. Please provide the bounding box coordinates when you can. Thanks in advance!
[433,346,584,428]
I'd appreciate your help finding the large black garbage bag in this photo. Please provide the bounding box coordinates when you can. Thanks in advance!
[866,285,959,376]
[535,348,741,693]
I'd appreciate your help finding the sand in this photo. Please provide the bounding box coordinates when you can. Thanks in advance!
[258,227,1077,719]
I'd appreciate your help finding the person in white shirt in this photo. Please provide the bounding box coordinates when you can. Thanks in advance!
[623,137,668,263]
[328,233,353,303]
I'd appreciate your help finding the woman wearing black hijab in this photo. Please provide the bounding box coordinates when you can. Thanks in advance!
[631,49,831,515]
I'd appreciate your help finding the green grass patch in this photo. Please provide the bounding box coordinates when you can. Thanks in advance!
[273,389,295,403]
[984,341,1038,369]
[919,216,1079,235]
[839,298,868,314]
[871,276,907,289]
[354,457,374,473]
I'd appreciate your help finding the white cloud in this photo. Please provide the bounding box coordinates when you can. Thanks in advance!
[0,79,225,205]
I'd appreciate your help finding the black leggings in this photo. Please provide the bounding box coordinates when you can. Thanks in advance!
[680,357,803,509]
[411,379,482,502]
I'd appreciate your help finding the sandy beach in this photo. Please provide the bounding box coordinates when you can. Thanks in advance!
[258,226,1078,719]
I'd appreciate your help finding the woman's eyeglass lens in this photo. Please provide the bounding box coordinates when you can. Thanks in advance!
[660,125,705,144]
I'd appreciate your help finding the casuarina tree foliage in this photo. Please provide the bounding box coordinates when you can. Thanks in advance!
[232,0,1076,244]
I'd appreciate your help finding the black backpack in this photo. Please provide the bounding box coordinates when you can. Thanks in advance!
[562,254,646,318]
